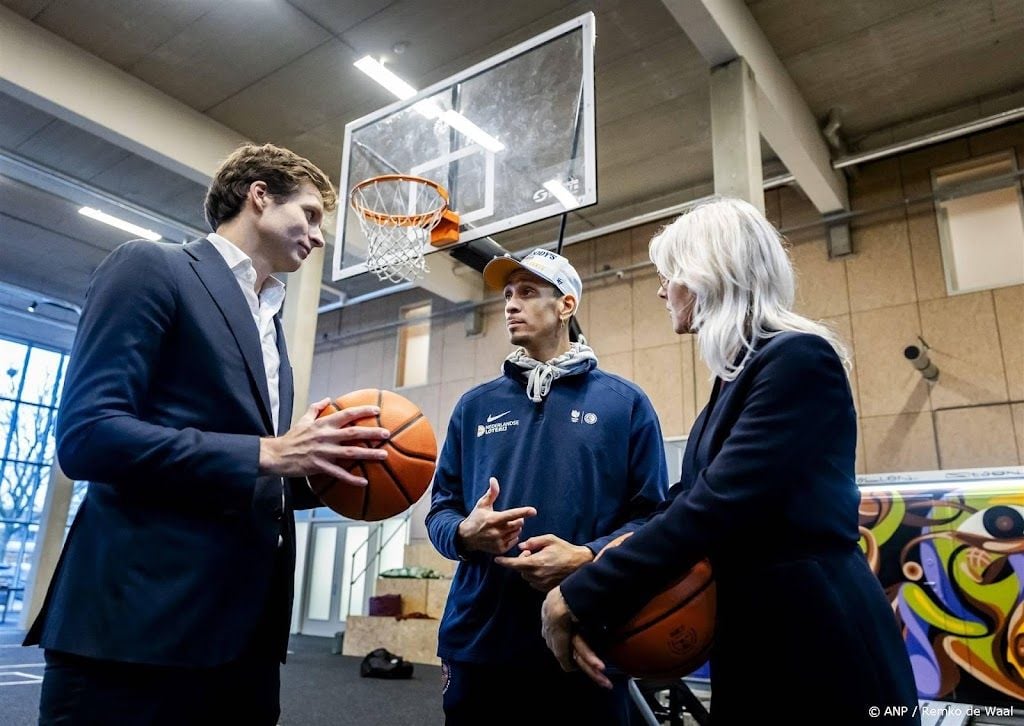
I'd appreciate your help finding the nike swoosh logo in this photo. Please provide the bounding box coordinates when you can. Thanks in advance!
[487,411,512,423]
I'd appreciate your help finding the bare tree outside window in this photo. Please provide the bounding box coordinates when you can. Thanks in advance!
[0,339,69,621]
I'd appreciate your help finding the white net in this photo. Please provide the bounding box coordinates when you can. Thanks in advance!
[350,177,448,283]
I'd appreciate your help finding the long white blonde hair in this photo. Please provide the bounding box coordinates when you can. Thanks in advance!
[649,196,849,381]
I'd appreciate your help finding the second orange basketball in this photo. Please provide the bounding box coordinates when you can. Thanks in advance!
[308,388,438,521]
[596,533,716,679]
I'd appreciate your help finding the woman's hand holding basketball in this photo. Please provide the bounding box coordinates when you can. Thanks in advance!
[541,587,612,688]
[259,398,391,485]
[457,477,537,555]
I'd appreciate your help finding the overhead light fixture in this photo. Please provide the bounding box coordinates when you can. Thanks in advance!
[79,207,162,241]
[354,55,505,152]
[543,180,580,210]
[353,56,417,100]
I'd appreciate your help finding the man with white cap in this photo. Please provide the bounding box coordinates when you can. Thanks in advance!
[426,249,669,724]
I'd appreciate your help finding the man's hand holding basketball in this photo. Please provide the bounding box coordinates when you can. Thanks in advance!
[258,397,391,486]
[457,477,537,555]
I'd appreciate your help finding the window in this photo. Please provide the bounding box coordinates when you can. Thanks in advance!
[932,151,1024,295]
[395,303,431,388]
[0,337,71,622]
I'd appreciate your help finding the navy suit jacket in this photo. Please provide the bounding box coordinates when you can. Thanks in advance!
[561,332,920,723]
[25,238,321,667]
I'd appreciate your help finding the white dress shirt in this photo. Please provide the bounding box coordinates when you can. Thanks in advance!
[206,233,286,433]
[207,234,288,545]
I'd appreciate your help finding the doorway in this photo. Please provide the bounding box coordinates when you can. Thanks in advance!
[299,521,370,637]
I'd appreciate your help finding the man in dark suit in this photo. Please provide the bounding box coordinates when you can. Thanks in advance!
[25,143,389,725]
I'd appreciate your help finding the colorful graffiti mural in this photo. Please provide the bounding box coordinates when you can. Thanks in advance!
[859,469,1024,707]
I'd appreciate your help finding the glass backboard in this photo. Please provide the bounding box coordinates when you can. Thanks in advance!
[333,12,596,286]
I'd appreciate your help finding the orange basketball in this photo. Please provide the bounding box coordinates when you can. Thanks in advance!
[596,533,716,679]
[308,389,438,521]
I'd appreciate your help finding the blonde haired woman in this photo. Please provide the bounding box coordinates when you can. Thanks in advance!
[542,197,919,725]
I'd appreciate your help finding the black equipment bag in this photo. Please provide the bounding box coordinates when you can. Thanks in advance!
[359,648,414,679]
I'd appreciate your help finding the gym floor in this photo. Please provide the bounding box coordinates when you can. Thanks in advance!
[0,627,443,725]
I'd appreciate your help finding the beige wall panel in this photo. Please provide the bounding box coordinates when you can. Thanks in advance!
[846,220,917,313]
[441,317,477,384]
[426,312,446,386]
[473,310,512,382]
[573,284,591,339]
[966,122,1024,157]
[399,384,441,442]
[600,351,633,380]
[692,341,714,414]
[994,285,1024,401]
[851,304,929,418]
[563,238,595,276]
[632,268,677,350]
[790,237,850,319]
[778,185,820,230]
[438,379,474,433]
[861,412,938,473]
[850,158,904,213]
[308,349,332,402]
[935,405,1019,469]
[855,420,866,475]
[631,221,666,264]
[314,308,340,342]
[1012,404,1024,464]
[763,188,782,229]
[325,345,357,398]
[823,315,859,413]
[632,343,685,438]
[586,281,634,355]
[897,139,970,198]
[353,337,387,390]
[904,202,947,302]
[679,337,697,433]
[920,292,1009,409]
[594,228,633,272]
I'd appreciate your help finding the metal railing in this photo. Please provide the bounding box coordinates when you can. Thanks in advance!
[344,511,413,618]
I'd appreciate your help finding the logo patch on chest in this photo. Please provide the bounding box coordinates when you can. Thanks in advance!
[477,418,520,437]
[570,409,598,425]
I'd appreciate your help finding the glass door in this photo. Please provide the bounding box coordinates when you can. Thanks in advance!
[300,521,370,637]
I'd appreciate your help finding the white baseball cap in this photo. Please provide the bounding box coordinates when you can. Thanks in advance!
[482,249,583,302]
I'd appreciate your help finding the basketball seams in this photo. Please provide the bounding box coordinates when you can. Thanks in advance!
[388,411,424,439]
[613,578,715,640]
[386,440,438,463]
[378,451,415,505]
[316,388,437,521]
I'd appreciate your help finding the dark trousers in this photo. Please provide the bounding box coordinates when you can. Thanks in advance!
[38,650,281,726]
[442,658,635,725]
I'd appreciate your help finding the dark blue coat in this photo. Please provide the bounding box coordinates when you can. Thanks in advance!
[24,238,320,667]
[561,332,920,724]
[427,360,668,664]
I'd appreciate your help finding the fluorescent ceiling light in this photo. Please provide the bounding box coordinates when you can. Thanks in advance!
[543,180,580,210]
[353,56,417,99]
[354,56,504,152]
[79,207,162,241]
[439,111,505,153]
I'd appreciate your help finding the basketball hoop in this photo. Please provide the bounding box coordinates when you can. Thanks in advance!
[349,174,460,282]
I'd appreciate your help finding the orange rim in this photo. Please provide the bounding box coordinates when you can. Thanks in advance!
[350,174,449,227]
